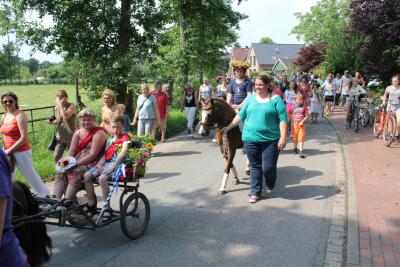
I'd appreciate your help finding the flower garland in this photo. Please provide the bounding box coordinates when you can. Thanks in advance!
[231,60,250,70]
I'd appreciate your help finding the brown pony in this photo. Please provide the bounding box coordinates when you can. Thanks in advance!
[198,98,244,194]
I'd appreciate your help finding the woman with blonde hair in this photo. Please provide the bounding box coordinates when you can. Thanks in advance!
[100,89,124,133]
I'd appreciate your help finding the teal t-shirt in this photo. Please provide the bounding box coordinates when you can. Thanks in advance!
[238,94,288,142]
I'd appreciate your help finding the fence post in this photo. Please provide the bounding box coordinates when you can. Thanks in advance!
[30,109,34,140]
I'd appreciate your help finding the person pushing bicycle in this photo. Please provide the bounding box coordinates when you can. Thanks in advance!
[345,79,366,129]
[382,74,400,142]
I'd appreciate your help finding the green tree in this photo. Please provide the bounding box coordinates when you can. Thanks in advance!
[259,36,274,44]
[24,58,39,74]
[159,0,244,85]
[14,0,163,111]
[291,0,362,74]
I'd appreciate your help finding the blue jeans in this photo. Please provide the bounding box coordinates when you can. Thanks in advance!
[244,140,280,197]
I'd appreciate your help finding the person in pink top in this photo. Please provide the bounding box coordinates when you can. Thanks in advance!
[151,82,170,143]
[0,92,49,197]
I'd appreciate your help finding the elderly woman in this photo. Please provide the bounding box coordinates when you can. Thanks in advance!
[180,82,198,134]
[132,84,160,136]
[49,90,78,198]
[0,92,49,197]
[222,76,288,204]
[100,89,124,133]
[62,108,108,201]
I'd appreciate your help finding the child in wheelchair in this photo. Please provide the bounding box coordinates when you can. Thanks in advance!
[83,115,131,221]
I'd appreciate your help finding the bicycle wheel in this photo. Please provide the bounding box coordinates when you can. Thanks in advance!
[347,106,354,128]
[120,192,150,240]
[373,109,382,138]
[383,115,396,146]
[361,109,369,127]
[354,106,360,132]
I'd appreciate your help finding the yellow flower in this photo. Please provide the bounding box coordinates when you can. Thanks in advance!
[59,163,65,167]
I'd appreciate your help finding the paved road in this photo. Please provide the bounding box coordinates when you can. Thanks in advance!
[44,120,340,267]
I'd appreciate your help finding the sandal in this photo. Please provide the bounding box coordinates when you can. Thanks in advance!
[82,203,97,217]
[102,209,113,222]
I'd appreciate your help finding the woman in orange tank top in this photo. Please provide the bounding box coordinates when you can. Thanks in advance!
[0,92,49,197]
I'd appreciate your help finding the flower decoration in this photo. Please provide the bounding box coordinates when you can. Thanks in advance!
[231,60,250,70]
[145,143,154,151]
[124,134,155,178]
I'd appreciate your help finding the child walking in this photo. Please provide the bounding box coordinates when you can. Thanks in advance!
[83,115,131,221]
[309,85,321,123]
[290,94,308,158]
[284,81,297,136]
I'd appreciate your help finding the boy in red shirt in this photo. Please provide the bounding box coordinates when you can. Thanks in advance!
[290,94,308,158]
[151,82,170,143]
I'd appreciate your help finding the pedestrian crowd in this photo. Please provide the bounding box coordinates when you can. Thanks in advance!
[1,61,400,266]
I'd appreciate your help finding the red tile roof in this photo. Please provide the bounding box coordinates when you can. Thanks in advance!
[231,47,249,61]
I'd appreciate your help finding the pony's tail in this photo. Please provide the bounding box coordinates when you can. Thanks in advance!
[15,181,53,266]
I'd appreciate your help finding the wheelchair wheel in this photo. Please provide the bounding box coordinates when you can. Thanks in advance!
[120,192,150,240]
[383,115,396,147]
[373,109,382,138]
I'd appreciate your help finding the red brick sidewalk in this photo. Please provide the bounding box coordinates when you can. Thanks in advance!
[329,106,400,267]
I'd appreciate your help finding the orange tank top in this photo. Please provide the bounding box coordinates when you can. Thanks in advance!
[0,111,30,152]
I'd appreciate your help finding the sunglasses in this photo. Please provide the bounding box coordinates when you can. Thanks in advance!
[2,100,14,104]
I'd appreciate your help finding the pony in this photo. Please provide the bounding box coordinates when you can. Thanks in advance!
[12,181,52,267]
[198,98,245,194]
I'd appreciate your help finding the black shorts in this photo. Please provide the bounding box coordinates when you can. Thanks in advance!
[325,95,334,102]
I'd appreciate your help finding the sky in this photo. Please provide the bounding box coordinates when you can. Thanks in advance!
[232,0,319,46]
[2,0,318,63]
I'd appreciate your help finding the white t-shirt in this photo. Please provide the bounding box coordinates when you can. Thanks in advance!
[385,85,400,105]
[340,75,352,95]
[284,90,296,105]
[322,81,335,96]
[199,84,212,100]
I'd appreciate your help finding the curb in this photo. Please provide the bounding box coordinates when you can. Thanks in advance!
[325,117,360,266]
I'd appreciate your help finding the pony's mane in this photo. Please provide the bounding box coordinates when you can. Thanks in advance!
[13,181,52,266]
[213,98,236,116]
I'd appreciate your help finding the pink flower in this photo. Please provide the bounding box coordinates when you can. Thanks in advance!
[143,151,150,158]
[137,159,144,165]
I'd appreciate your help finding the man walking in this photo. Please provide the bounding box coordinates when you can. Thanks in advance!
[151,82,170,143]
[339,70,352,106]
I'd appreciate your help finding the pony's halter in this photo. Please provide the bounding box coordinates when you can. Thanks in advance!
[200,105,215,131]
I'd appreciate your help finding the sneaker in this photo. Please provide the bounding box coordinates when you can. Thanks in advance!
[293,148,298,154]
[187,128,191,134]
[265,188,272,194]
[299,151,306,159]
[248,195,258,204]
[212,138,217,143]
[345,122,349,129]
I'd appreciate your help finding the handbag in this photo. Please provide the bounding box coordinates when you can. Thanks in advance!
[48,120,62,151]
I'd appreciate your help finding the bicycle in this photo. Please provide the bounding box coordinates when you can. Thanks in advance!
[373,104,397,146]
[346,95,360,133]
[358,98,371,127]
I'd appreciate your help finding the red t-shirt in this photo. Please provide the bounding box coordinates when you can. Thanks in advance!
[151,91,170,120]
[273,87,284,100]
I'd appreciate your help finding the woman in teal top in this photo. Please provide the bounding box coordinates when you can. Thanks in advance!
[222,75,288,203]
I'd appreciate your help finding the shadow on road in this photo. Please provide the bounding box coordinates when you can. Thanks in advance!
[152,151,201,157]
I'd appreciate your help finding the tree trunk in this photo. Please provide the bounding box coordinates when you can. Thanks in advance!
[179,4,189,86]
[117,0,133,114]
[167,79,174,105]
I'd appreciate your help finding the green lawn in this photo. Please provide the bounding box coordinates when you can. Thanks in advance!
[0,84,187,183]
